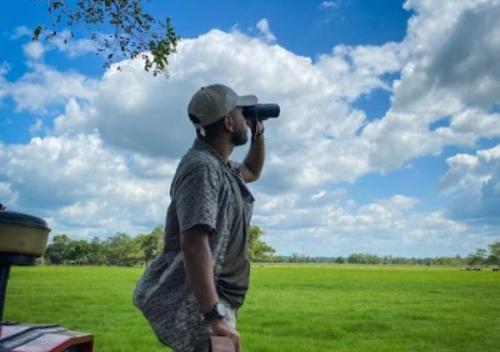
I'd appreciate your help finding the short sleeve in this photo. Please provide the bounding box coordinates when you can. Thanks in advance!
[174,162,221,234]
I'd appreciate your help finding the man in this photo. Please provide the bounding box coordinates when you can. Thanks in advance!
[133,84,265,352]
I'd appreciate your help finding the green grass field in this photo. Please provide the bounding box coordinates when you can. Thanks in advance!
[5,264,500,351]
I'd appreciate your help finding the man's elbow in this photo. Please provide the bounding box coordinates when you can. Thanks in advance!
[242,164,260,183]
[246,172,259,183]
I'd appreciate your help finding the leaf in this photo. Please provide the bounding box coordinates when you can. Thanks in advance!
[32,26,43,41]
[40,0,179,76]
[52,1,64,9]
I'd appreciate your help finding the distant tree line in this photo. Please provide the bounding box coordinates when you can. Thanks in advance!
[44,226,164,266]
[261,241,500,267]
[43,225,275,266]
[43,226,499,268]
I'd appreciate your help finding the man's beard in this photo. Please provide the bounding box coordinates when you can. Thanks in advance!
[231,129,248,146]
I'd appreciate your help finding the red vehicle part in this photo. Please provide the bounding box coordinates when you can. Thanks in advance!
[0,323,93,352]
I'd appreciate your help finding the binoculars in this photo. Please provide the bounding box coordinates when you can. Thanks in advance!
[243,104,280,121]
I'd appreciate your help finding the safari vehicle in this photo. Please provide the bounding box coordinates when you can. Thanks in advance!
[0,205,93,352]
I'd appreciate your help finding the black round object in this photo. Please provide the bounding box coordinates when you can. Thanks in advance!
[0,211,50,231]
[243,103,280,121]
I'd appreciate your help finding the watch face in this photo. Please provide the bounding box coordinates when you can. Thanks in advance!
[215,303,227,317]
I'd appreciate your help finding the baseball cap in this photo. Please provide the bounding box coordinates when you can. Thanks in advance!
[188,84,258,126]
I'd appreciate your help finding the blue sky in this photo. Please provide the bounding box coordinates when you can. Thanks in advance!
[1,0,499,257]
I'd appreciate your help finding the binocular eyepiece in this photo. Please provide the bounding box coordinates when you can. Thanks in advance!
[243,104,280,121]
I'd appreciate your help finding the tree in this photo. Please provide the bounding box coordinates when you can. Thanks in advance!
[34,0,179,75]
[104,232,142,266]
[45,234,100,264]
[66,240,93,264]
[88,236,107,265]
[466,248,487,267]
[44,234,72,264]
[486,241,500,266]
[347,253,382,264]
[248,225,275,262]
[489,241,500,258]
[135,225,164,265]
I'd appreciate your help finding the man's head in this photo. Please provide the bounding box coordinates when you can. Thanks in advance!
[187,84,258,146]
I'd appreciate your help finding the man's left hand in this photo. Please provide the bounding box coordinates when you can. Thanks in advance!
[245,118,264,141]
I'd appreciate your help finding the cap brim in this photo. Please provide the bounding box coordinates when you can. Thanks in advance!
[236,95,258,107]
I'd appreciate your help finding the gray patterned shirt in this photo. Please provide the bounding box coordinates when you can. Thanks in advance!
[133,138,254,352]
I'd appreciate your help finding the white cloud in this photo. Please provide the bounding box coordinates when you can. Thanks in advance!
[0,182,18,206]
[0,63,10,100]
[23,41,45,61]
[3,28,400,189]
[320,1,340,9]
[398,0,500,111]
[47,29,402,190]
[362,0,500,171]
[9,2,500,179]
[6,63,97,114]
[10,26,31,40]
[317,0,345,25]
[0,129,474,255]
[440,144,500,222]
[29,118,44,135]
[49,30,97,57]
[316,42,402,101]
[0,134,176,238]
[14,26,96,60]
[253,191,474,256]
[256,18,276,44]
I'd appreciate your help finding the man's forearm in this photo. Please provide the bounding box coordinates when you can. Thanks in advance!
[243,134,265,179]
[181,229,219,313]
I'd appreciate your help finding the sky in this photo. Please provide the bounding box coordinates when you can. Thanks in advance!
[1,0,500,257]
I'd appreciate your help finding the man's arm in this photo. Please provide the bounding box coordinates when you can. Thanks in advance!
[181,227,241,350]
[181,227,218,313]
[241,122,265,183]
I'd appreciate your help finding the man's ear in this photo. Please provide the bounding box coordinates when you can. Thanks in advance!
[223,114,234,133]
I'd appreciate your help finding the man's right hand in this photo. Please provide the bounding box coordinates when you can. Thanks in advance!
[210,319,241,352]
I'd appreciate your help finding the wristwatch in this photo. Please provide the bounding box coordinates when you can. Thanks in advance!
[204,302,227,321]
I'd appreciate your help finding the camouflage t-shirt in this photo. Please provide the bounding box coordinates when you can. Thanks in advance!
[133,138,254,352]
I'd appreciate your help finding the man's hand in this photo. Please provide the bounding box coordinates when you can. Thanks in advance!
[245,118,264,141]
[210,319,241,352]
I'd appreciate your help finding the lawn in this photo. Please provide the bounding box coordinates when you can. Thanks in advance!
[5,264,500,351]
